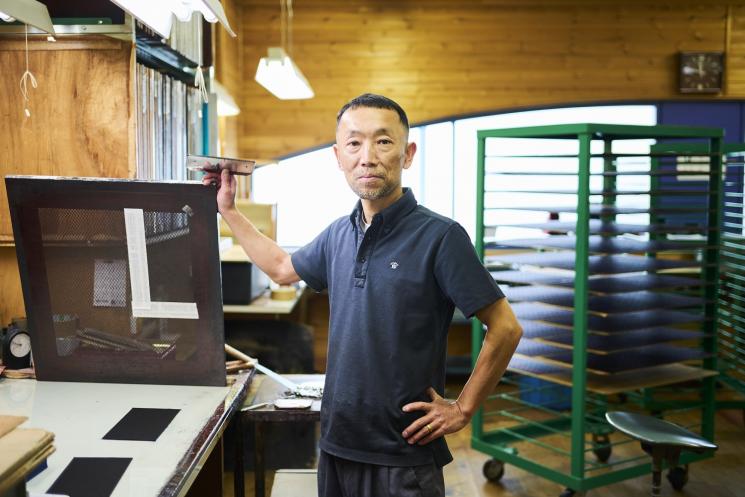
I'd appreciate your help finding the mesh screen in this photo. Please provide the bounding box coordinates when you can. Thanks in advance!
[39,207,199,362]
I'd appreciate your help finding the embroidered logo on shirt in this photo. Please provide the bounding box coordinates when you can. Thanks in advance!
[389,261,399,270]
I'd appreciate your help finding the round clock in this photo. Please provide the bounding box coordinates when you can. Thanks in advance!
[679,51,724,94]
[2,323,32,370]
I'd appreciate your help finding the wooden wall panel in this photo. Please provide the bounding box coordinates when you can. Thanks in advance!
[0,247,25,326]
[0,36,135,241]
[0,35,134,326]
[727,4,745,94]
[226,0,742,161]
[215,0,244,159]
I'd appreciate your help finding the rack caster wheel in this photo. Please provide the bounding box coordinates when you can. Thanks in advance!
[482,459,505,482]
[667,465,689,491]
[592,433,612,462]
[559,488,582,497]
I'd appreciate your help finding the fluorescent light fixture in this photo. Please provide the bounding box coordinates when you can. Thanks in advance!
[255,47,314,100]
[110,0,235,39]
[213,80,240,116]
[171,0,236,37]
[0,0,55,34]
[110,0,173,38]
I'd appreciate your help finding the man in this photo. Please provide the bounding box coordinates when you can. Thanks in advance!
[204,94,522,497]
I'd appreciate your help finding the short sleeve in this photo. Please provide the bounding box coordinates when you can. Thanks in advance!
[434,223,504,318]
[291,225,331,292]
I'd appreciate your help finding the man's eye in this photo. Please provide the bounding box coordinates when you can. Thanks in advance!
[347,141,360,147]
[378,139,392,145]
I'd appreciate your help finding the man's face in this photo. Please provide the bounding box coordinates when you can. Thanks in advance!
[333,107,416,202]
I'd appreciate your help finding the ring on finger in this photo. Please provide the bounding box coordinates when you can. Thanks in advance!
[425,423,433,434]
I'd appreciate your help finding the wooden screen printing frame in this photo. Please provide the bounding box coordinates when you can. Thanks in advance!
[5,176,226,386]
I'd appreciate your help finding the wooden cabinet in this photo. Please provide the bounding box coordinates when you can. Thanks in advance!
[0,36,135,242]
[0,35,135,323]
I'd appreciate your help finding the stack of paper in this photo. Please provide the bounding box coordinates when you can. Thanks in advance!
[0,415,55,493]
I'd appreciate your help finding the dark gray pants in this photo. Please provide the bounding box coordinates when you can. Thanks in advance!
[317,451,445,497]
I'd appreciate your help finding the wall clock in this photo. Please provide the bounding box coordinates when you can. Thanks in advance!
[679,51,724,94]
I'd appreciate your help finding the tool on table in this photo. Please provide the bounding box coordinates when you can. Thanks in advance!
[273,398,313,410]
[224,344,323,398]
[187,154,255,176]
[242,402,270,412]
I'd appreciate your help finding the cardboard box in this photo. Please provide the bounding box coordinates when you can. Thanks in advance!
[220,200,276,241]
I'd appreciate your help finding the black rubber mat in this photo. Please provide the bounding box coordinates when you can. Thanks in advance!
[519,320,571,339]
[503,287,703,313]
[491,271,702,293]
[47,457,132,497]
[103,408,180,442]
[495,220,710,235]
[541,327,704,353]
[508,355,568,375]
[511,302,701,332]
[494,235,706,254]
[487,253,696,273]
[515,339,568,357]
[503,286,575,304]
[546,345,709,374]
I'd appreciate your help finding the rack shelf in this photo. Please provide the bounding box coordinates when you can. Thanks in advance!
[472,123,723,494]
[508,359,718,396]
[491,270,703,293]
[493,235,707,253]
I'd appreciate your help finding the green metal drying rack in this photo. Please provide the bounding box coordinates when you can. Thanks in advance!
[647,141,745,417]
[472,123,724,496]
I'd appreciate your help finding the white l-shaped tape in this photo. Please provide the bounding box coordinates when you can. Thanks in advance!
[124,208,199,319]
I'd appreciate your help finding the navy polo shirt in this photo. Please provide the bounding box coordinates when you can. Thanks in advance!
[291,188,503,467]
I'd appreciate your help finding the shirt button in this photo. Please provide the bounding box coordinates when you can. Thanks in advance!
[359,257,366,263]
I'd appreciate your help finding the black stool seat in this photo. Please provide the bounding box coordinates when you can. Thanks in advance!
[605,411,717,496]
[606,411,717,452]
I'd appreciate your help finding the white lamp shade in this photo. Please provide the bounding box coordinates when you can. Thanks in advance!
[0,0,55,34]
[255,47,314,100]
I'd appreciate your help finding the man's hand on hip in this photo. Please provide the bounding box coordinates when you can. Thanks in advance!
[401,387,469,446]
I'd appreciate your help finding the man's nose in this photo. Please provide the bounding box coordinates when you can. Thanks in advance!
[360,142,376,165]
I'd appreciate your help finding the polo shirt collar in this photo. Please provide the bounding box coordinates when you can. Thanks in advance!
[348,187,418,229]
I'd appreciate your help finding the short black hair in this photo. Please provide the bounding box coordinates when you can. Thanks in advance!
[336,93,409,131]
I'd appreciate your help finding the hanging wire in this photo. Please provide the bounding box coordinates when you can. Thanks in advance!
[194,65,208,103]
[280,0,287,52]
[19,23,37,118]
[287,0,293,56]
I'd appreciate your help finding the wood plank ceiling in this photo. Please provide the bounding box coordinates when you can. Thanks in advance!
[216,0,743,162]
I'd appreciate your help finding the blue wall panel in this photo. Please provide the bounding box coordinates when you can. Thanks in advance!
[657,101,744,227]
[658,101,744,142]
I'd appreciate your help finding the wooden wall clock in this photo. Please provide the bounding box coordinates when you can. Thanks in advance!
[679,51,724,94]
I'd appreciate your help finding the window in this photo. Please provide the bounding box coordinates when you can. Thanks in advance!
[252,105,657,247]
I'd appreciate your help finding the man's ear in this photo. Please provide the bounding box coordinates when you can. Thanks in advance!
[402,141,417,170]
[333,144,342,170]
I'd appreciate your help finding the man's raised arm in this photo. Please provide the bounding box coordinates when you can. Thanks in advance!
[203,168,300,285]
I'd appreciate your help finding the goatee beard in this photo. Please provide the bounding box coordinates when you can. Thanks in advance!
[354,182,397,200]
